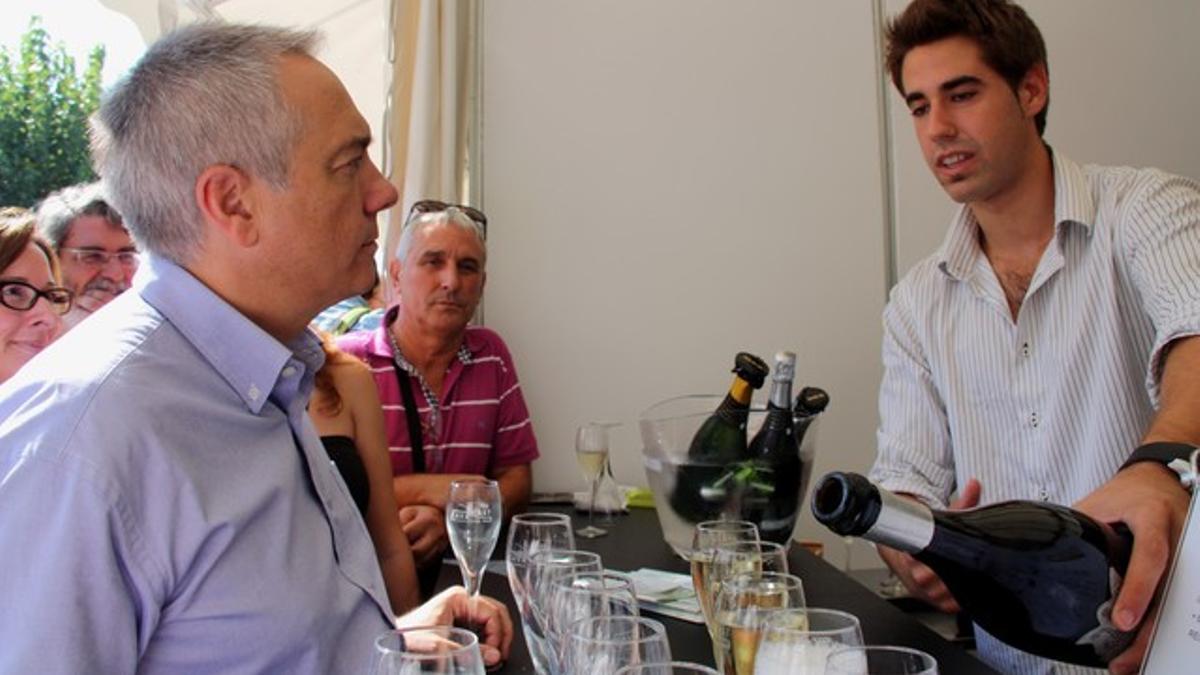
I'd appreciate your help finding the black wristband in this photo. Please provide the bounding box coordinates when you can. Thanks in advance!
[1120,441,1199,472]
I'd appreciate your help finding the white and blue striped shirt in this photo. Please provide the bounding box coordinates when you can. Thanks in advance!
[871,151,1200,674]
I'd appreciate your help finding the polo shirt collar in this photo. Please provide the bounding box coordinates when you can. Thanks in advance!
[135,255,323,414]
[375,305,481,366]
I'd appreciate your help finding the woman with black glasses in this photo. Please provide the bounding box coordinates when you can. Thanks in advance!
[0,207,73,384]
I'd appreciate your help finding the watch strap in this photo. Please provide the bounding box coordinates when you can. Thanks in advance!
[1121,441,1200,472]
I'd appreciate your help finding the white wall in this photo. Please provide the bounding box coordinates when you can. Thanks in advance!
[887,0,1200,276]
[481,0,888,565]
[480,1,1200,568]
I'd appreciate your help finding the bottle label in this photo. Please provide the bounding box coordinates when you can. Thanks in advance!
[1075,568,1135,661]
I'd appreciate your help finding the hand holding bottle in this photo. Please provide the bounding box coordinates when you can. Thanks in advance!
[1073,461,1190,675]
[874,479,980,614]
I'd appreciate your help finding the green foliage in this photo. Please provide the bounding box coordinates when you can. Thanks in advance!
[0,17,106,207]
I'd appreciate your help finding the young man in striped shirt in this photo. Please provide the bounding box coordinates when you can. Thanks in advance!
[870,2,1200,673]
[338,202,538,572]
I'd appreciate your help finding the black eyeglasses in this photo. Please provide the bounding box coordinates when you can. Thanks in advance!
[407,200,488,234]
[0,280,74,315]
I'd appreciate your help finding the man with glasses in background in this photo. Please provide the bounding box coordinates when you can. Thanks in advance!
[36,181,138,328]
[338,200,539,585]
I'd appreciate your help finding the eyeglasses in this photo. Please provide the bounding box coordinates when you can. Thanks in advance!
[0,280,74,315]
[59,247,140,269]
[407,200,488,234]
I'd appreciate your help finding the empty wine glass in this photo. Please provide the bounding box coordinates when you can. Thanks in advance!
[560,615,672,675]
[576,422,617,538]
[689,520,759,630]
[753,608,863,674]
[370,626,485,675]
[446,479,503,598]
[506,513,575,674]
[713,572,807,675]
[547,570,640,668]
[824,646,938,675]
[615,663,721,675]
[525,549,603,674]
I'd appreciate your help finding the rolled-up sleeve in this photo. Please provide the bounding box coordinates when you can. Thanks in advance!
[869,286,955,509]
[1120,171,1200,403]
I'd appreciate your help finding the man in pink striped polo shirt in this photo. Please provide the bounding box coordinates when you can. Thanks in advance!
[338,201,537,571]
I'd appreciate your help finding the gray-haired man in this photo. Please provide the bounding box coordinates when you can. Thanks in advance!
[0,23,511,673]
[36,181,138,328]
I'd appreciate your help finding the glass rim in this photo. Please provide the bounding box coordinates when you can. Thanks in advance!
[550,569,634,591]
[373,625,480,661]
[825,644,937,667]
[564,615,667,646]
[511,512,572,525]
[528,548,602,565]
[761,607,862,637]
[614,662,720,675]
[721,570,803,590]
[714,539,787,554]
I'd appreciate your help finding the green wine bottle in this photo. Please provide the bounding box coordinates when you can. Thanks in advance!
[669,352,768,524]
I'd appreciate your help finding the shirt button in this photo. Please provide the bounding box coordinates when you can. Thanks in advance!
[247,384,261,401]
[1021,342,1031,357]
[282,366,297,378]
[1030,412,1040,428]
[1038,488,1049,501]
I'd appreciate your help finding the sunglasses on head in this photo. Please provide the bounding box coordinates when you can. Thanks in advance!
[406,200,488,233]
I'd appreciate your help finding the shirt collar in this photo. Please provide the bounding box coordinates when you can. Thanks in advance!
[936,148,1095,282]
[374,305,479,366]
[134,255,324,414]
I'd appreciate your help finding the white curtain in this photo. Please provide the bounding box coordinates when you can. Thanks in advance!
[383,0,480,276]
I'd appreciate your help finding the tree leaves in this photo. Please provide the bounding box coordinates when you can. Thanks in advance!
[0,17,105,207]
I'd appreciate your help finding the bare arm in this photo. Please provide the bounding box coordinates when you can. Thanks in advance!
[1076,336,1199,674]
[493,463,532,519]
[392,464,532,518]
[341,362,421,615]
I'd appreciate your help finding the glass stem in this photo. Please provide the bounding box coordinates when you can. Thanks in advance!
[589,476,600,531]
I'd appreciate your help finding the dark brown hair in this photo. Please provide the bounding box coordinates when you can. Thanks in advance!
[885,0,1049,136]
[1,207,62,283]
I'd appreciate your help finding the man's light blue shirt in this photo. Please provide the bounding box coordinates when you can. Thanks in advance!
[0,255,393,673]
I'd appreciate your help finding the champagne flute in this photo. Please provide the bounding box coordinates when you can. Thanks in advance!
[370,626,485,675]
[506,514,575,674]
[714,572,806,675]
[560,615,672,675]
[689,520,759,630]
[615,664,721,675]
[823,646,938,675]
[753,608,863,674]
[576,422,616,538]
[446,479,503,598]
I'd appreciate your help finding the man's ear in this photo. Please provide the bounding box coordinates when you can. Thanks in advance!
[387,258,402,286]
[1018,62,1049,121]
[195,164,260,248]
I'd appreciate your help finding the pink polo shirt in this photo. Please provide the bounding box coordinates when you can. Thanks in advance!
[336,312,539,477]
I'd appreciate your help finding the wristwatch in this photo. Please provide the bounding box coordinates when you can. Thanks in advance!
[1122,442,1200,492]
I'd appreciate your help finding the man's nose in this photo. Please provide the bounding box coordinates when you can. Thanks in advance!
[364,159,399,215]
[100,255,125,278]
[927,102,957,140]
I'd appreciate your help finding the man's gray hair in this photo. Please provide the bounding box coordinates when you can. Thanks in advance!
[90,23,320,264]
[35,181,125,250]
[394,207,487,264]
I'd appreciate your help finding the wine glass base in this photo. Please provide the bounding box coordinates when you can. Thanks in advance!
[575,525,608,538]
